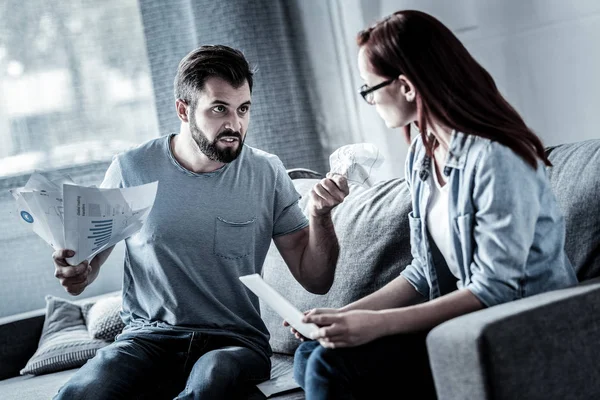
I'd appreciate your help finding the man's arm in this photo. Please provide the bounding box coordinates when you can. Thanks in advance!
[274,174,348,295]
[53,245,116,296]
[273,214,338,295]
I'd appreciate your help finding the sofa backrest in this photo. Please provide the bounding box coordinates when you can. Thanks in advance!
[546,139,600,281]
[262,177,413,354]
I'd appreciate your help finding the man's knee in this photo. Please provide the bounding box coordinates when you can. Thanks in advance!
[53,369,100,400]
[54,385,84,400]
[54,344,134,399]
[194,349,241,379]
[181,347,268,398]
[180,358,238,399]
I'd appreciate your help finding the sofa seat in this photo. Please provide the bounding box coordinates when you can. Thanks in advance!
[0,354,304,399]
[0,369,78,400]
[0,290,306,399]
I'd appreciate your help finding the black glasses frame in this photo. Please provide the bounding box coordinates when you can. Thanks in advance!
[359,78,395,104]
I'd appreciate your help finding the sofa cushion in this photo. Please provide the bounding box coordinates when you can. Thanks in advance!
[546,139,600,281]
[262,178,412,354]
[20,295,109,376]
[82,294,124,341]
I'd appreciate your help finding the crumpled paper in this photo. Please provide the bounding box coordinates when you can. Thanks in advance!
[329,143,384,187]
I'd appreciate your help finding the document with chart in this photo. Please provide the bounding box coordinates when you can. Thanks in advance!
[62,181,158,265]
[10,171,158,266]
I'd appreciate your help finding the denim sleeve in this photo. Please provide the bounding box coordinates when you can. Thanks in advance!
[465,142,542,307]
[399,138,430,298]
[400,260,430,298]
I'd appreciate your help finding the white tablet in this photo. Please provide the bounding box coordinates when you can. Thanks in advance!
[239,274,318,339]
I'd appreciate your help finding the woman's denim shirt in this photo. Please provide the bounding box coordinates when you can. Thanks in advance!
[400,132,578,307]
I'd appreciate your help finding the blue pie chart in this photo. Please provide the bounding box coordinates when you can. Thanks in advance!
[21,211,34,223]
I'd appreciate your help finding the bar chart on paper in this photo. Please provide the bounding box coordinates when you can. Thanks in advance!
[62,180,158,265]
[88,219,114,253]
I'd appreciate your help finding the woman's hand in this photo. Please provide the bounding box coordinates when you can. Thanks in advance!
[283,308,340,341]
[303,309,387,348]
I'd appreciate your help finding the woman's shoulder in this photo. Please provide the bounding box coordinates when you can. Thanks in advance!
[474,138,540,172]
[463,137,549,197]
[446,132,545,183]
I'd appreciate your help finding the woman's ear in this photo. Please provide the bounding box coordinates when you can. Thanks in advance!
[398,74,416,102]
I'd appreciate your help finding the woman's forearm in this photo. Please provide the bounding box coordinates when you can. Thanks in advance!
[378,288,484,335]
[341,276,424,312]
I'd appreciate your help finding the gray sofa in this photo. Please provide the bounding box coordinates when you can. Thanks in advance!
[1,139,598,399]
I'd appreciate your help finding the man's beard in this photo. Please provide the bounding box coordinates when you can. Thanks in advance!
[189,114,244,163]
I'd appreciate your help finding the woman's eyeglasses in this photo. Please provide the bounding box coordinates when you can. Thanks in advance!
[359,79,395,104]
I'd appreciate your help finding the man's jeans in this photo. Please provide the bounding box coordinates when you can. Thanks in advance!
[53,327,270,400]
[293,332,436,400]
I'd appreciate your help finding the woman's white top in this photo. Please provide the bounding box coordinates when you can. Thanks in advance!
[426,161,461,279]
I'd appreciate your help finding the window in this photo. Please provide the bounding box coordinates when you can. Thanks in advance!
[0,0,159,178]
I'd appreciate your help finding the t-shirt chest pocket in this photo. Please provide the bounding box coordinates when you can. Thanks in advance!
[213,216,256,260]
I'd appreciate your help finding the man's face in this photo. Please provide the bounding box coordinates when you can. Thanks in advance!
[188,77,251,163]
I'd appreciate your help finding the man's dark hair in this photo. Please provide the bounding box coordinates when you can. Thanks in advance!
[174,45,254,109]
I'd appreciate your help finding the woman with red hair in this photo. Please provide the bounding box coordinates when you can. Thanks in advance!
[291,10,577,399]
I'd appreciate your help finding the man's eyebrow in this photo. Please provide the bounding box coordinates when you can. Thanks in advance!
[210,100,252,106]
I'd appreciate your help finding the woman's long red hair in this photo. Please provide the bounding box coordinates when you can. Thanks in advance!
[357,10,550,168]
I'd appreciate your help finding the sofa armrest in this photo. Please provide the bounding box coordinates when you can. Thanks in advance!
[426,279,600,400]
[0,308,46,380]
[286,168,323,180]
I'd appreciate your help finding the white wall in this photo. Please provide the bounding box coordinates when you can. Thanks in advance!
[298,0,600,180]
[455,0,600,147]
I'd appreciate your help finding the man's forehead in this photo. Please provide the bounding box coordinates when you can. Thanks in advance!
[198,77,251,104]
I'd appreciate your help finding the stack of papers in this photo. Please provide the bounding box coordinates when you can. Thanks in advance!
[329,143,384,187]
[10,171,158,265]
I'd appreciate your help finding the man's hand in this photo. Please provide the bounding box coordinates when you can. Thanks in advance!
[53,249,92,296]
[308,173,349,217]
[303,308,386,348]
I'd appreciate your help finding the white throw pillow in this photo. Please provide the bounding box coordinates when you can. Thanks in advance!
[83,295,125,341]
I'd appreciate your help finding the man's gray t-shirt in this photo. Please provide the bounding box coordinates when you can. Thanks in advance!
[100,133,309,358]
